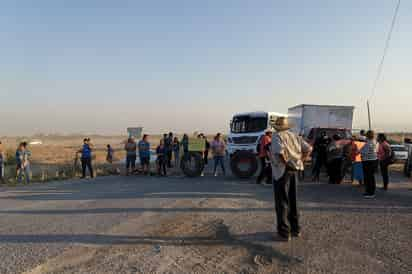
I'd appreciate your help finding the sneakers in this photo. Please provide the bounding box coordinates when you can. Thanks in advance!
[363,194,376,199]
[291,231,301,238]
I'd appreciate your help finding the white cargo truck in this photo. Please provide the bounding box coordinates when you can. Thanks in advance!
[288,104,354,143]
[227,111,287,178]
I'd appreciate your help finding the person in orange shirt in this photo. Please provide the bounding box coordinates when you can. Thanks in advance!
[256,130,272,184]
[351,136,366,185]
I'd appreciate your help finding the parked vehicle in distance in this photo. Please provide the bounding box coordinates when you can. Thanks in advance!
[390,144,408,162]
[227,111,287,178]
[403,139,412,177]
[288,104,354,143]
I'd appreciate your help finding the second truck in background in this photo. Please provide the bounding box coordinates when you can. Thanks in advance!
[288,104,354,143]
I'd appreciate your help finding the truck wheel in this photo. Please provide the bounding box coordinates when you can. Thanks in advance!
[230,151,258,179]
[181,152,204,177]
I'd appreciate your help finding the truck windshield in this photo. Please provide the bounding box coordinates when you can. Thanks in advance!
[231,116,267,133]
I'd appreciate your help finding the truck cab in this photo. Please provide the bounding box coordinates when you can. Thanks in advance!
[227,112,286,156]
[227,112,287,179]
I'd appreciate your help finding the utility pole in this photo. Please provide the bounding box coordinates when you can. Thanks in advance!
[367,100,372,130]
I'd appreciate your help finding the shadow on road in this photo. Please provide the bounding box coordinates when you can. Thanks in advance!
[0,231,295,264]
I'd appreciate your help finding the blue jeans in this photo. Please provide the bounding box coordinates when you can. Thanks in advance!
[213,156,225,175]
[126,155,136,170]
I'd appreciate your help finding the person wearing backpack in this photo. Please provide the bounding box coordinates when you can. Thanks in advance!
[269,117,312,241]
[377,133,392,190]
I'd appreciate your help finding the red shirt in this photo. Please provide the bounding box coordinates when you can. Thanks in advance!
[259,135,271,158]
[378,141,390,161]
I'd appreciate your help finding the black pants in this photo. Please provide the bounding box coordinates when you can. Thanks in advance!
[204,150,209,165]
[328,158,342,184]
[167,151,172,168]
[158,157,167,176]
[380,160,390,189]
[312,154,326,180]
[273,171,300,236]
[81,157,94,178]
[363,160,378,195]
[257,157,271,184]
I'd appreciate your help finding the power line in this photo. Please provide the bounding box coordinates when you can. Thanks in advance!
[369,0,401,100]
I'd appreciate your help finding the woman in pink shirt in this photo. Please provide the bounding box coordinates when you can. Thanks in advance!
[211,133,226,176]
[377,133,392,190]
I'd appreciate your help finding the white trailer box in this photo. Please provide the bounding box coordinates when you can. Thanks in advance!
[288,104,354,137]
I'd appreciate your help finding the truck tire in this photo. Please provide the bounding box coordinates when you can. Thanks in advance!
[230,151,258,179]
[181,152,204,177]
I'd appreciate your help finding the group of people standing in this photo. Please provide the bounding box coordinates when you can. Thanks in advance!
[124,134,152,175]
[0,141,32,184]
[311,129,393,198]
[254,118,396,240]
[155,132,227,177]
[356,131,393,198]
[122,132,227,177]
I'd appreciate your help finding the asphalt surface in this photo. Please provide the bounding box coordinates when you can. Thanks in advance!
[0,171,411,274]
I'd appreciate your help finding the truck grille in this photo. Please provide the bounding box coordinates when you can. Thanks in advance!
[232,136,258,144]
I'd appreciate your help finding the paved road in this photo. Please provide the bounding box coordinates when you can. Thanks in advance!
[0,173,411,273]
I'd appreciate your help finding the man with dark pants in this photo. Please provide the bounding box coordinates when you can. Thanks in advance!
[270,117,311,241]
[377,133,392,190]
[257,130,272,184]
[80,138,94,179]
[165,133,173,168]
[360,130,378,198]
[312,131,329,182]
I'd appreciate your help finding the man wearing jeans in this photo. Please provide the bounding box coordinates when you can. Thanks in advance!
[80,138,94,179]
[270,117,311,241]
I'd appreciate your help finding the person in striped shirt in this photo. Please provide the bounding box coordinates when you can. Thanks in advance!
[360,130,378,198]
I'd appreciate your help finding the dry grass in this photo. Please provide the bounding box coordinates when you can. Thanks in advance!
[0,134,216,184]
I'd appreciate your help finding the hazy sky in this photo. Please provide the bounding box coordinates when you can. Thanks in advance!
[1,0,411,135]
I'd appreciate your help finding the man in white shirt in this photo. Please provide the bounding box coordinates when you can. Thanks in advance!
[270,117,311,241]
